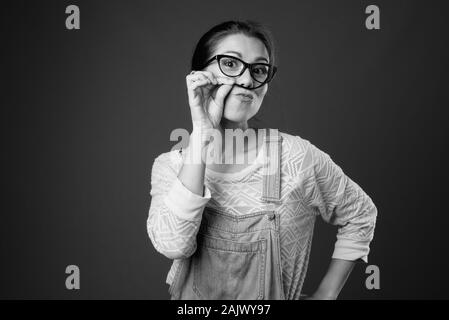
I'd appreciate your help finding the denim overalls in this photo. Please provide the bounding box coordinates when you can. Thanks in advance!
[169,128,285,300]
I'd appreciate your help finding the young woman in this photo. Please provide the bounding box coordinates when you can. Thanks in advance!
[147,20,377,300]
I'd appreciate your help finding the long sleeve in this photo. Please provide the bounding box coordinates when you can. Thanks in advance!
[147,152,211,259]
[304,141,378,263]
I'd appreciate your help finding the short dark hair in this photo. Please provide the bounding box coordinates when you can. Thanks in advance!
[191,20,276,71]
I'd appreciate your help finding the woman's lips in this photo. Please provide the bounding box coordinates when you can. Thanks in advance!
[234,93,254,101]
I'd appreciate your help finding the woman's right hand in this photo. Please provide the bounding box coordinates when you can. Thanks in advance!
[186,70,236,132]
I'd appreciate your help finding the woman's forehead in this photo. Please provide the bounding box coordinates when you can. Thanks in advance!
[213,34,269,62]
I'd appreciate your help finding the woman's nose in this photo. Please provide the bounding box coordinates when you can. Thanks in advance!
[236,67,254,88]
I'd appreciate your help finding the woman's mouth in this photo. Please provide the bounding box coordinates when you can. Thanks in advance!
[234,93,254,102]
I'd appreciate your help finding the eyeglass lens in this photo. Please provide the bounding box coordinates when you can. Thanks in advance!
[219,56,271,83]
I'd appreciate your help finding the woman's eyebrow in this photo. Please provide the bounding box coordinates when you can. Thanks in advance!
[222,51,269,63]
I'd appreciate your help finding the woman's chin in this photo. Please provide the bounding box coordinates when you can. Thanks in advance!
[222,112,249,123]
[222,103,253,122]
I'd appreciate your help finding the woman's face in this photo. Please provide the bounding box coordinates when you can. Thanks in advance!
[204,33,270,123]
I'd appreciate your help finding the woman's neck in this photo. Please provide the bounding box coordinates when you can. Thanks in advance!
[209,119,261,165]
[220,118,249,131]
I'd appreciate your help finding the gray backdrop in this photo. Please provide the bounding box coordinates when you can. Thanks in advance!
[2,0,449,299]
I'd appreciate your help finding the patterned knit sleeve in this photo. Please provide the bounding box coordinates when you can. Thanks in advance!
[147,152,211,259]
[304,141,378,263]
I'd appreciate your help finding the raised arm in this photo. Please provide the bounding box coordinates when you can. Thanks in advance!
[146,145,211,260]
[147,70,236,260]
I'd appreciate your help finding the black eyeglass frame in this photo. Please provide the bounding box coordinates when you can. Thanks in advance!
[202,54,278,89]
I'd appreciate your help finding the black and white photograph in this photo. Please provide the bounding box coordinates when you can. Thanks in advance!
[2,0,449,305]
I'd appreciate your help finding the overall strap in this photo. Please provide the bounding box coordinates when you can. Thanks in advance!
[261,128,282,203]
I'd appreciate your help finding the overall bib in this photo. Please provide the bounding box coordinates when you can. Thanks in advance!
[169,128,285,300]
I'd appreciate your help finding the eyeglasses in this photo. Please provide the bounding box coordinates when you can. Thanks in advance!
[202,54,277,89]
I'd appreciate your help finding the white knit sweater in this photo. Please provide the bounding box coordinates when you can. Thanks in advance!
[147,130,377,299]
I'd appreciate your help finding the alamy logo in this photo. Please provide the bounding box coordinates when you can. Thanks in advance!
[65,5,80,30]
[365,5,380,30]
[65,265,80,290]
[365,264,380,290]
[170,128,279,176]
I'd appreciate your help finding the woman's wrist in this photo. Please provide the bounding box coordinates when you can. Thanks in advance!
[309,258,355,300]
[191,126,212,146]
[184,127,212,165]
[310,287,338,300]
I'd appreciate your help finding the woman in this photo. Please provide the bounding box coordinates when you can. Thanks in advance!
[147,20,377,300]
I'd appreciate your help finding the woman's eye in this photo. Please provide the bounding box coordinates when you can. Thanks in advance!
[221,58,241,69]
[253,67,268,75]
[223,60,236,67]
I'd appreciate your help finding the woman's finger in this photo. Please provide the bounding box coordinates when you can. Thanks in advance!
[187,76,207,105]
[191,79,212,91]
[187,74,206,85]
[215,76,236,86]
[187,71,215,85]
[188,76,216,90]
[187,79,213,107]
[213,83,235,107]
[200,71,218,85]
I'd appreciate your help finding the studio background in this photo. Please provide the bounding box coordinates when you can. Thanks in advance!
[2,0,448,299]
